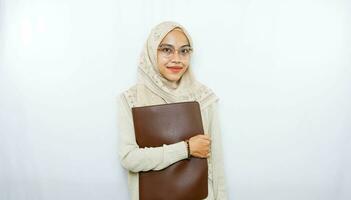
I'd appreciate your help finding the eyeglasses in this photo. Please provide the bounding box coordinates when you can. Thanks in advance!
[157,44,193,59]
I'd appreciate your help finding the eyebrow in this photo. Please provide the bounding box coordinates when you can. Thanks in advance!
[158,43,191,48]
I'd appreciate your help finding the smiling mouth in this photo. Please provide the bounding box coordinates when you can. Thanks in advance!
[167,66,183,73]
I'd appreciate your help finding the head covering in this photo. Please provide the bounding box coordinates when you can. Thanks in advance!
[123,21,218,110]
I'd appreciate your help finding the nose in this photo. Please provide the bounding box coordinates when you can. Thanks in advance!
[171,50,182,62]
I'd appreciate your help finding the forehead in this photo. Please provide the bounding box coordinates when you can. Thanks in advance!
[159,29,189,46]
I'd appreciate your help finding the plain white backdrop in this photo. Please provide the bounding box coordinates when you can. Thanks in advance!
[1,0,350,199]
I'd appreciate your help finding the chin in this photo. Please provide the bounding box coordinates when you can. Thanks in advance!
[164,74,182,82]
[166,76,181,82]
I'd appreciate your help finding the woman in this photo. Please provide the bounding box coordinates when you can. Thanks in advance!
[117,21,227,200]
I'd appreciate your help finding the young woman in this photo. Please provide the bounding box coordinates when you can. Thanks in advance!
[118,21,227,200]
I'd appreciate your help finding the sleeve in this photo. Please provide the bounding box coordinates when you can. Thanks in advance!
[209,101,228,199]
[117,94,188,173]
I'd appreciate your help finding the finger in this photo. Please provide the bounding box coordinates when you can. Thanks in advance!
[197,134,209,138]
[201,152,209,158]
[204,136,211,141]
[203,134,211,138]
[198,135,211,140]
[198,153,207,158]
[202,140,211,145]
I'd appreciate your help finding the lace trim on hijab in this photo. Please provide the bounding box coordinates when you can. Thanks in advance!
[122,83,218,110]
[122,86,137,108]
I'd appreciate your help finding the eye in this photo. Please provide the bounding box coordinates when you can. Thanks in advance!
[181,48,192,54]
[162,47,172,53]
[182,49,189,54]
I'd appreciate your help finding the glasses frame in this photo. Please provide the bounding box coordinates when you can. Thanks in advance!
[157,44,193,59]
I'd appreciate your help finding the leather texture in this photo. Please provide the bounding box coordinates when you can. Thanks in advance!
[132,101,208,200]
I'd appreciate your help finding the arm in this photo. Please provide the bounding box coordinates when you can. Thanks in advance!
[209,102,228,199]
[117,95,188,173]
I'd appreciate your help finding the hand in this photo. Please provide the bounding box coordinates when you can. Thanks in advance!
[188,134,211,158]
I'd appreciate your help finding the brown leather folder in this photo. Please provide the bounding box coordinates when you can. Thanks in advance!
[132,101,208,200]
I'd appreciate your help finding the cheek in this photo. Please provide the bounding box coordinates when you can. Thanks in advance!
[157,58,170,73]
[183,59,190,69]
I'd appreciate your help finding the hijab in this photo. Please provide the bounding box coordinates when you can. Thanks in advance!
[123,21,218,110]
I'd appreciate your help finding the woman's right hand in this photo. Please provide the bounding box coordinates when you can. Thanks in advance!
[188,134,211,158]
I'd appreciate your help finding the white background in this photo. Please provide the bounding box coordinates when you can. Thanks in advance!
[1,0,350,200]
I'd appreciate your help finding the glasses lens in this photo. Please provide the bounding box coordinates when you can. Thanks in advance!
[158,45,192,58]
[179,47,192,57]
[158,46,174,57]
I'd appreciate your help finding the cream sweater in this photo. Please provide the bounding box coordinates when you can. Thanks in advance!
[117,87,228,200]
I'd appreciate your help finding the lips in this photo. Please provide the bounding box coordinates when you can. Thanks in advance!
[167,66,183,73]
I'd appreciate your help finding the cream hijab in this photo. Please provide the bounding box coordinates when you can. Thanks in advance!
[123,21,218,110]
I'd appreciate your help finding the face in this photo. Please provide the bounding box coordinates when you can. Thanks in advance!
[157,29,192,83]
